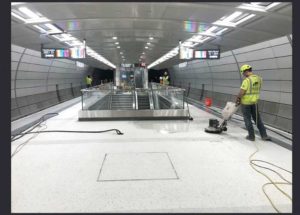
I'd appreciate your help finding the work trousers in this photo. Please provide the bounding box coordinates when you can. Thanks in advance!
[241,104,268,139]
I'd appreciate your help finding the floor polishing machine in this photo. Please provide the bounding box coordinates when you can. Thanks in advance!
[205,102,240,134]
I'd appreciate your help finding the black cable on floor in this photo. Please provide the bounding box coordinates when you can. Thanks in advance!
[11,112,124,157]
[27,129,124,135]
[11,113,59,141]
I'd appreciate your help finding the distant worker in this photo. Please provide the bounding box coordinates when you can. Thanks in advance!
[159,76,163,84]
[85,75,92,88]
[162,71,169,85]
[236,64,271,141]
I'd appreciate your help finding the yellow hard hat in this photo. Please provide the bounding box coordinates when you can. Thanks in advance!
[240,64,252,74]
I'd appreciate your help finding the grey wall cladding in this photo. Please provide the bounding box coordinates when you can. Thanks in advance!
[11,44,90,121]
[170,35,292,133]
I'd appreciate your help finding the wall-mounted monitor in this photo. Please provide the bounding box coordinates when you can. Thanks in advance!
[179,46,193,60]
[41,48,56,58]
[194,49,220,59]
[55,49,70,58]
[41,47,86,59]
[70,47,85,58]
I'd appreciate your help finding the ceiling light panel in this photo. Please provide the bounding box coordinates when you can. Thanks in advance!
[11,7,50,23]
[213,11,256,27]
[33,23,63,34]
[237,2,281,12]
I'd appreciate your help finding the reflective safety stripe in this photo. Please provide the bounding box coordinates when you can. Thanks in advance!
[241,75,262,104]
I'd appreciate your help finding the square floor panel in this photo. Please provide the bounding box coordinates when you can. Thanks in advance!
[97,152,179,181]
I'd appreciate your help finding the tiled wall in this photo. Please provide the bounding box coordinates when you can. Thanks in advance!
[170,35,292,133]
[11,44,90,121]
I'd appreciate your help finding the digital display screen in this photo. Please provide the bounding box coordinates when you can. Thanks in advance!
[179,46,193,60]
[41,49,56,58]
[194,50,207,59]
[41,47,85,59]
[194,49,220,59]
[207,50,220,59]
[70,47,85,59]
[55,49,70,58]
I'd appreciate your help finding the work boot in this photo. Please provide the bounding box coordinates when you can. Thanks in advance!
[262,136,272,141]
[246,135,255,141]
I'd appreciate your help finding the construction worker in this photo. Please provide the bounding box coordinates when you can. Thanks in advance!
[85,75,92,88]
[162,71,169,86]
[236,64,271,141]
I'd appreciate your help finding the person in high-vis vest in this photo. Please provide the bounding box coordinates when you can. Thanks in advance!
[162,72,169,86]
[85,75,92,88]
[236,64,271,141]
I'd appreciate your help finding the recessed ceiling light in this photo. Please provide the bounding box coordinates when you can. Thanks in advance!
[117,46,120,48]
[145,46,148,49]
[115,42,119,45]
[147,42,151,45]
[149,36,154,40]
[120,52,123,54]
[112,36,117,39]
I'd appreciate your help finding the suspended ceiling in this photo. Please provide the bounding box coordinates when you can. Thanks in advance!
[11,2,292,70]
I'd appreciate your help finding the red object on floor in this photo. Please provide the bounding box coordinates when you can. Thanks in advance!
[205,97,212,107]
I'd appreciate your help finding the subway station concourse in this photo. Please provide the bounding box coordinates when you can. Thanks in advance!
[11,2,292,213]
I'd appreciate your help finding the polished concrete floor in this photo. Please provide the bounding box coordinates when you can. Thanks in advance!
[11,102,292,213]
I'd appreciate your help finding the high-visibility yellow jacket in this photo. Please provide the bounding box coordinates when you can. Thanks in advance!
[86,76,92,85]
[240,74,262,105]
[162,76,169,85]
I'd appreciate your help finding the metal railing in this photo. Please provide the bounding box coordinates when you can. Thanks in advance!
[81,82,186,111]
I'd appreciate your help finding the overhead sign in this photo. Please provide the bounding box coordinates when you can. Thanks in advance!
[41,47,86,59]
[194,49,220,59]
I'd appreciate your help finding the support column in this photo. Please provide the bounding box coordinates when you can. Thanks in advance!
[143,68,148,89]
[114,66,120,87]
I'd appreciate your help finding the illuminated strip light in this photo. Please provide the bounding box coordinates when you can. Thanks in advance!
[33,23,62,34]
[11,7,50,23]
[51,33,76,42]
[12,6,116,69]
[213,11,256,27]
[147,47,179,69]
[147,13,242,69]
[86,46,116,69]
[11,3,25,5]
[237,2,281,12]
[11,11,50,23]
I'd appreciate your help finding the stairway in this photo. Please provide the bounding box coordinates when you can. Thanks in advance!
[111,94,133,110]
[137,93,150,110]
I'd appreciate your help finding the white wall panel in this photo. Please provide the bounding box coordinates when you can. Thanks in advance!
[11,62,18,70]
[240,58,278,70]
[17,71,48,80]
[11,44,25,53]
[275,56,292,69]
[280,81,292,93]
[269,36,289,46]
[272,44,292,57]
[16,79,47,88]
[11,90,16,98]
[235,48,274,62]
[261,81,281,91]
[21,55,52,66]
[233,40,270,54]
[19,63,49,72]
[24,49,40,57]
[259,90,280,103]
[209,64,238,72]
[16,87,47,97]
[11,70,16,80]
[11,52,22,62]
[280,92,292,104]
